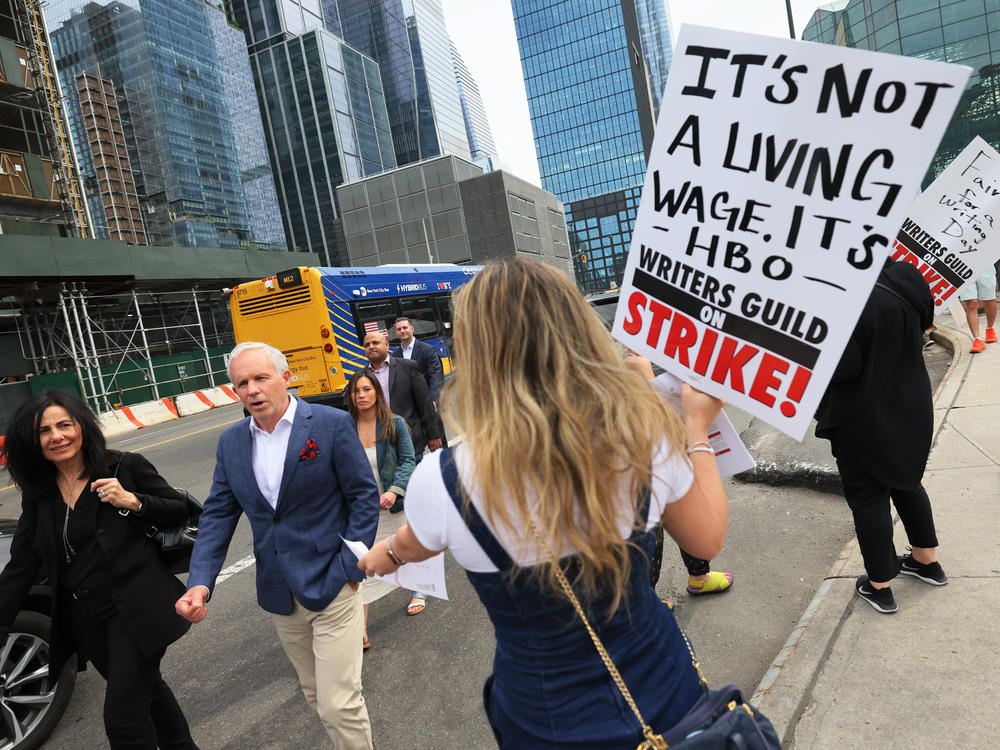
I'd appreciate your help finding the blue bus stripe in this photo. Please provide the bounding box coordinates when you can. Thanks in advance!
[328,307,359,336]
[330,318,363,346]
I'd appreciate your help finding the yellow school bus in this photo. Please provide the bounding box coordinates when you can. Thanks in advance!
[229,265,480,405]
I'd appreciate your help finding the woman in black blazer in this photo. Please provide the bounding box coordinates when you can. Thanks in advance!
[0,390,199,749]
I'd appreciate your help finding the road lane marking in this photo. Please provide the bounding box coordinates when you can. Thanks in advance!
[124,418,242,452]
[215,554,256,584]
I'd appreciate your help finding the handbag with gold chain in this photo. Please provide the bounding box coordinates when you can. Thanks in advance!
[527,519,780,750]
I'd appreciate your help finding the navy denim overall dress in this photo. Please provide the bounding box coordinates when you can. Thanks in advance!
[440,449,702,749]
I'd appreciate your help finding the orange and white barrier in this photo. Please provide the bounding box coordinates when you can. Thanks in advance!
[99,397,179,437]
[175,385,240,416]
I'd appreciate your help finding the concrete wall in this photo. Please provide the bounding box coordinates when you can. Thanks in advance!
[460,170,573,277]
[340,154,572,276]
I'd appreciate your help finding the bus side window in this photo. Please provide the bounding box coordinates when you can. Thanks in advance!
[398,296,439,342]
[433,294,455,358]
[352,300,399,346]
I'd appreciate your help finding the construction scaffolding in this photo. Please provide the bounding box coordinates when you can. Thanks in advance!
[14,0,88,234]
[17,286,233,411]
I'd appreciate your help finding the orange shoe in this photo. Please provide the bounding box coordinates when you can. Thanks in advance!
[971,338,985,353]
[986,328,997,344]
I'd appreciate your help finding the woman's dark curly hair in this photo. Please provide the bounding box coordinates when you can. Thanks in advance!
[1,390,108,495]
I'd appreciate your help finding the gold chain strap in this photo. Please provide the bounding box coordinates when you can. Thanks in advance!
[527,520,675,750]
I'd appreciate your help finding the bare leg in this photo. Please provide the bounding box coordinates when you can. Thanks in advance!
[363,605,370,643]
[964,299,981,339]
[984,299,997,329]
[910,545,937,564]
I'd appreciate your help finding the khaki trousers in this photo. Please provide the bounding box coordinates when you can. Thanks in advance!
[271,584,373,749]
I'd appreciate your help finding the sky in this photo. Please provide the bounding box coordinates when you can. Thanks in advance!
[439,0,827,188]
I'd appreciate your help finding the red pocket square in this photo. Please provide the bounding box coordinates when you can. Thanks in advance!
[299,438,320,461]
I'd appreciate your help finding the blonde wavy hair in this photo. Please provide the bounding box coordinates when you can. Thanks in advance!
[442,257,688,611]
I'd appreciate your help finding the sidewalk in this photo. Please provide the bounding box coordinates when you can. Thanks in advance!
[751,311,999,747]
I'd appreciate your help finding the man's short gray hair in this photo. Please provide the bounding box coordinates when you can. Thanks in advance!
[228,342,288,382]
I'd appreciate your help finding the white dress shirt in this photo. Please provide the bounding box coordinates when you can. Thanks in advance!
[401,339,415,359]
[249,395,298,509]
[370,358,391,411]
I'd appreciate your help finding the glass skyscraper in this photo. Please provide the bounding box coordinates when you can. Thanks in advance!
[802,0,1000,186]
[207,9,287,251]
[226,1,398,263]
[47,0,281,249]
[335,0,473,165]
[512,0,672,292]
[225,0,492,262]
[452,42,498,162]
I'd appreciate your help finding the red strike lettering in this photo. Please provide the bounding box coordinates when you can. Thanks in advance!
[710,337,759,393]
[647,299,673,349]
[748,352,789,407]
[693,329,718,376]
[623,291,647,335]
[663,310,698,366]
[929,279,951,297]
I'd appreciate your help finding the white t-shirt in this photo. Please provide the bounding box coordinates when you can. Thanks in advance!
[405,439,694,573]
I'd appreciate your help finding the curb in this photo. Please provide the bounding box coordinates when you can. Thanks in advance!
[749,316,970,741]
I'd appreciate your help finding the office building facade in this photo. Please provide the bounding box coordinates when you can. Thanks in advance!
[248,29,397,263]
[452,42,498,162]
[225,0,494,263]
[46,0,282,250]
[207,8,286,251]
[0,0,88,237]
[338,153,571,274]
[512,0,673,293]
[74,73,146,243]
[335,0,473,166]
[802,0,1000,185]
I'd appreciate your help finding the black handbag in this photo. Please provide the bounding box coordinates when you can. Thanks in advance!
[142,489,202,575]
[114,455,203,575]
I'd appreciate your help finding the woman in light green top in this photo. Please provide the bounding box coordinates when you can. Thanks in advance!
[346,369,419,650]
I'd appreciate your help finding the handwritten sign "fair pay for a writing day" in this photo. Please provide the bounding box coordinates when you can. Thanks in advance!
[613,26,970,440]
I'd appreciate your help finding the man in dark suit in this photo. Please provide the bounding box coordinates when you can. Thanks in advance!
[363,330,444,457]
[177,342,379,748]
[392,316,443,404]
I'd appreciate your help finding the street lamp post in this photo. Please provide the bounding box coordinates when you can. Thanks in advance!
[785,0,796,38]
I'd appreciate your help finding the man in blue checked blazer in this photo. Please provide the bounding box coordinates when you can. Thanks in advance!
[177,342,379,749]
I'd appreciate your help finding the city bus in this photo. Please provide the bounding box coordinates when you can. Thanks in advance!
[229,264,480,406]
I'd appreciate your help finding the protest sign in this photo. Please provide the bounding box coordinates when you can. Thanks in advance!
[890,136,1000,305]
[613,25,970,440]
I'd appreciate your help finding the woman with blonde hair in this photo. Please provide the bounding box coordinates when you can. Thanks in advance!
[359,258,771,748]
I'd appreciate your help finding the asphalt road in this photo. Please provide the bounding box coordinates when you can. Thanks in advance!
[0,400,853,750]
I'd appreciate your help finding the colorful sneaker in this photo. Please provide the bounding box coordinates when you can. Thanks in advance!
[899,553,948,586]
[687,570,733,596]
[856,575,898,614]
[986,327,998,344]
[971,338,985,353]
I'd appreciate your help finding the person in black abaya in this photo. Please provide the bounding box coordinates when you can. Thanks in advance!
[816,257,947,614]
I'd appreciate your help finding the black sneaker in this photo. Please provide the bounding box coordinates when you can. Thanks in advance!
[856,575,898,613]
[899,553,948,586]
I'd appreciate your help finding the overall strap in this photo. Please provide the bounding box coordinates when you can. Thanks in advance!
[635,475,652,527]
[439,447,515,571]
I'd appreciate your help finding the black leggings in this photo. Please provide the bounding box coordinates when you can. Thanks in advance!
[649,526,711,586]
[835,453,938,583]
[64,588,198,750]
